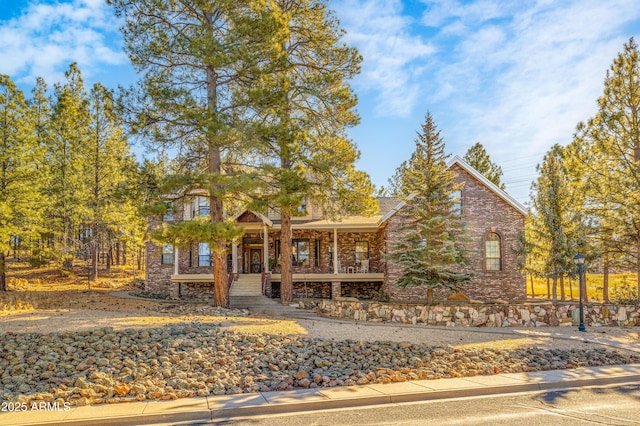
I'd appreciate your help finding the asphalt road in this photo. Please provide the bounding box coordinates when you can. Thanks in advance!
[212,382,640,426]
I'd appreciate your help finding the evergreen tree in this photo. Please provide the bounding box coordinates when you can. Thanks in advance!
[388,112,470,303]
[591,38,640,300]
[463,142,505,189]
[46,63,92,271]
[245,0,376,303]
[85,83,138,281]
[566,38,640,301]
[0,75,39,290]
[530,144,585,303]
[27,78,52,265]
[109,0,276,307]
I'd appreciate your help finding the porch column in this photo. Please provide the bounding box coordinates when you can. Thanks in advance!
[263,225,269,273]
[232,239,238,274]
[333,228,338,274]
[173,247,179,276]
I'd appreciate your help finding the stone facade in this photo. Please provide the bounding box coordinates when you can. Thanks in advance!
[383,164,526,303]
[300,299,640,327]
[269,281,381,300]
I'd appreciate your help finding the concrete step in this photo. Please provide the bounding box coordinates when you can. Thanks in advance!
[229,296,313,318]
[229,275,262,296]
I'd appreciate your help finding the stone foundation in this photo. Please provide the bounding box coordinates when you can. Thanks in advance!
[298,299,640,327]
[270,281,382,300]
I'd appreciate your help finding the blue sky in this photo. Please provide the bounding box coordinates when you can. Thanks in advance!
[1,0,640,204]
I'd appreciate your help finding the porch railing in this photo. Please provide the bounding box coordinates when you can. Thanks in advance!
[227,269,235,290]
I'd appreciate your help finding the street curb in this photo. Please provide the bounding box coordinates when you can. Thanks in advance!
[9,373,640,426]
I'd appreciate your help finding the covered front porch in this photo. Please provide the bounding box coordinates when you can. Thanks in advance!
[232,210,385,275]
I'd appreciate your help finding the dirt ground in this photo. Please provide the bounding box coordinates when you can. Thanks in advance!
[1,285,639,355]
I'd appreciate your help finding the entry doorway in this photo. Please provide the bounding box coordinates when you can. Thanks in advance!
[243,248,262,273]
[250,249,262,273]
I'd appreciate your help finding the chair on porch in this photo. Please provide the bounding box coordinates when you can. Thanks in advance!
[358,259,369,273]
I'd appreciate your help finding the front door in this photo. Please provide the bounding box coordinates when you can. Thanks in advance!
[250,249,262,273]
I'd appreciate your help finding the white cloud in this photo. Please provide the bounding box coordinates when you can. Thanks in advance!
[411,0,640,202]
[334,0,435,117]
[0,0,127,87]
[421,0,513,27]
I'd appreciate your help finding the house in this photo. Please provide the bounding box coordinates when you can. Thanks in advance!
[145,156,527,302]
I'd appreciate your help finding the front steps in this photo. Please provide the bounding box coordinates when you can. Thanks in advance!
[229,274,313,318]
[229,274,263,297]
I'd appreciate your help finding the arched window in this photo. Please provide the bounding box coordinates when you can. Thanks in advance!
[485,232,501,271]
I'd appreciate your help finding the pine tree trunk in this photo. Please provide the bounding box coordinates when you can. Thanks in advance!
[213,247,228,308]
[529,274,535,298]
[280,212,293,303]
[547,276,551,299]
[115,243,121,266]
[637,236,640,302]
[583,272,589,303]
[427,287,433,304]
[91,242,98,281]
[106,244,112,270]
[603,256,609,303]
[137,247,142,271]
[552,272,557,304]
[122,242,127,266]
[568,276,573,300]
[0,252,6,292]
[559,274,565,300]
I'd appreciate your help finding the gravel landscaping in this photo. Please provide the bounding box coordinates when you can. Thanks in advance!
[2,320,639,407]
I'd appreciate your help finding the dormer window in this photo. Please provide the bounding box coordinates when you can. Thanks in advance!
[198,196,210,217]
[297,198,307,214]
[163,201,175,222]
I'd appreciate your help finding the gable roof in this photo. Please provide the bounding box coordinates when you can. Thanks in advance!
[230,209,273,227]
[381,155,527,223]
[447,155,527,216]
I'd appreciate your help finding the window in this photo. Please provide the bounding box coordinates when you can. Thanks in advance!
[355,241,369,264]
[161,244,174,265]
[198,196,210,217]
[485,232,502,271]
[292,239,310,266]
[297,198,307,214]
[198,242,212,267]
[450,190,462,215]
[314,240,320,267]
[163,201,174,222]
[275,240,281,265]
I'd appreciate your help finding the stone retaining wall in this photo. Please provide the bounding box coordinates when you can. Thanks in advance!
[298,299,640,327]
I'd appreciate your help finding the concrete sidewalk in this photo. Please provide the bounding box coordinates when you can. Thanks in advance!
[2,363,640,426]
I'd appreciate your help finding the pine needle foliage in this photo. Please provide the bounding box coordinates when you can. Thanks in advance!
[463,142,505,190]
[389,112,470,299]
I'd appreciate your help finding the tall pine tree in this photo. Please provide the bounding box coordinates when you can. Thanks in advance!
[388,112,469,303]
[46,63,91,271]
[0,75,39,290]
[109,0,277,307]
[530,144,585,303]
[463,142,505,189]
[86,83,138,281]
[246,0,376,303]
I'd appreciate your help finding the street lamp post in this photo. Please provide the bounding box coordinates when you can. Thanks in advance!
[573,253,586,332]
